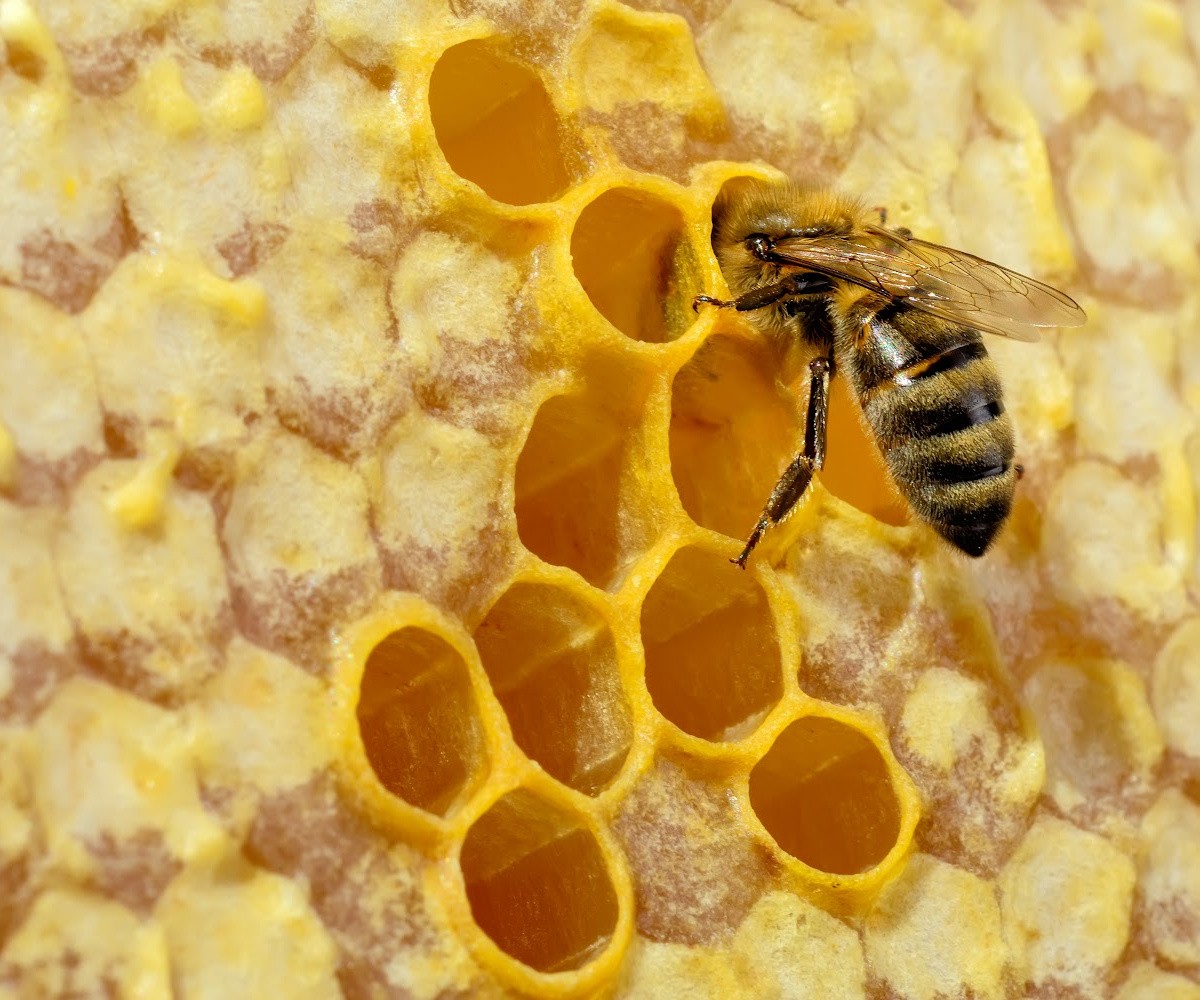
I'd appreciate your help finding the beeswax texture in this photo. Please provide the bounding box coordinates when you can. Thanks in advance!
[1,1,1198,998]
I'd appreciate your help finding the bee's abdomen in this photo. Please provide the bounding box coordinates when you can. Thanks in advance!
[861,340,1017,557]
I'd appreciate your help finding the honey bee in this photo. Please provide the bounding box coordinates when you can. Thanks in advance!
[695,179,1086,566]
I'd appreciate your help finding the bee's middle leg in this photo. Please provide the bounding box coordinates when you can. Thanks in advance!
[733,351,833,568]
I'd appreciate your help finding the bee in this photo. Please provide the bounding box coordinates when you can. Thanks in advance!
[695,179,1086,566]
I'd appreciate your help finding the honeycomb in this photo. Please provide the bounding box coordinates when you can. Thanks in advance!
[1,0,1199,998]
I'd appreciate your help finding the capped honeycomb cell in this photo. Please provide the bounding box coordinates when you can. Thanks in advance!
[863,853,1005,1000]
[1024,658,1162,817]
[614,758,774,945]
[514,385,650,589]
[474,582,632,795]
[749,715,902,875]
[0,890,170,998]
[459,788,620,973]
[221,430,381,672]
[639,544,782,741]
[670,332,801,540]
[356,626,487,817]
[999,815,1136,996]
[429,39,573,206]
[570,187,695,343]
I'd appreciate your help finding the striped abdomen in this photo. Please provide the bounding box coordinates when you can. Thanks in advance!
[841,302,1016,556]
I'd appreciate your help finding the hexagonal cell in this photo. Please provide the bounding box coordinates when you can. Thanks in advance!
[514,385,650,590]
[570,188,696,343]
[821,376,909,527]
[1024,659,1162,817]
[749,716,901,875]
[473,583,632,795]
[696,179,908,531]
[639,545,782,741]
[459,788,619,973]
[356,626,487,817]
[428,39,572,206]
[670,333,800,540]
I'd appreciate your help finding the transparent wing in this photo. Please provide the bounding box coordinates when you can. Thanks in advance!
[766,224,1086,343]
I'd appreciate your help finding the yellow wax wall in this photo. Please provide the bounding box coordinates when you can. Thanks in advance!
[0,1,1199,998]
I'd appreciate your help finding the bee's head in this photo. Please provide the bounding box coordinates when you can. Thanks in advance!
[710,178,861,264]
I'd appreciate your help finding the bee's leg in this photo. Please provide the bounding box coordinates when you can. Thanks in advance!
[733,351,833,568]
[870,206,913,240]
[693,274,829,313]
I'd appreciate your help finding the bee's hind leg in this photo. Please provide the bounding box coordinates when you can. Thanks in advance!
[733,351,833,568]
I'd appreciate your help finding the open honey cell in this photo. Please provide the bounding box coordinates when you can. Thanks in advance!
[820,377,909,527]
[749,716,901,875]
[639,545,782,741]
[474,583,632,795]
[459,789,620,973]
[570,188,695,343]
[514,386,647,590]
[428,39,573,206]
[356,626,487,817]
[698,178,908,529]
[670,333,800,540]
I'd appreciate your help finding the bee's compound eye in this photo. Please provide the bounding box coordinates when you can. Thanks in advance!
[746,233,775,259]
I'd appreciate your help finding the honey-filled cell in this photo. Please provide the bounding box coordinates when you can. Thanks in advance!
[570,188,696,343]
[459,789,620,973]
[749,715,901,875]
[473,582,632,795]
[356,626,487,817]
[428,39,573,206]
[639,544,782,741]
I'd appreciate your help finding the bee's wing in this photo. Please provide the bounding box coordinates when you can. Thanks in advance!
[767,225,1086,343]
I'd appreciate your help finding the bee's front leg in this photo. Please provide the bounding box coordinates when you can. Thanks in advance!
[733,352,833,568]
[693,274,829,314]
[871,205,913,240]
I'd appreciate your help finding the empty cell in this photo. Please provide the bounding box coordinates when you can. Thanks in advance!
[670,333,800,540]
[701,175,909,529]
[514,388,645,589]
[459,789,619,973]
[749,716,901,875]
[639,545,782,741]
[356,627,487,817]
[820,376,908,527]
[428,39,572,206]
[570,188,695,343]
[672,330,906,544]
[473,583,632,795]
